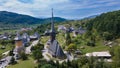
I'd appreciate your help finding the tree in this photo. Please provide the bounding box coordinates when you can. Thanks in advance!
[32,49,42,62]
[61,61,68,68]
[31,43,44,62]
[112,46,120,68]
[71,60,78,68]
[31,43,44,51]
[40,64,56,68]
[77,56,88,66]
[20,51,28,60]
[66,43,77,51]
[87,40,95,47]
[37,60,57,68]
[9,56,17,65]
[103,32,113,40]
[0,54,2,60]
[65,31,71,46]
[56,60,60,68]
[87,56,96,68]
[9,49,14,56]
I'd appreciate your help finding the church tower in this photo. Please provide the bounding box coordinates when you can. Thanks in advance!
[50,8,56,42]
[46,9,65,58]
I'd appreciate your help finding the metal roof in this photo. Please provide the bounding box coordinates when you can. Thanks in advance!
[86,51,111,57]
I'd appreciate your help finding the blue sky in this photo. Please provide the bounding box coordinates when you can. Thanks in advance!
[0,0,120,19]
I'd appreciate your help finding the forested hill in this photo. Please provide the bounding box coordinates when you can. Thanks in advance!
[86,10,120,40]
[0,11,66,25]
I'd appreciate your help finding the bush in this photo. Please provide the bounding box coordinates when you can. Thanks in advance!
[9,56,17,65]
[40,64,56,68]
[66,43,77,51]
[20,52,28,60]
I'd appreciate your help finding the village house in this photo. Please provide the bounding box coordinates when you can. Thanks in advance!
[0,32,11,40]
[85,51,112,62]
[30,32,40,40]
[22,33,30,47]
[13,32,33,59]
[21,28,32,32]
[57,25,67,32]
[73,26,86,37]
[44,29,51,36]
[58,25,75,33]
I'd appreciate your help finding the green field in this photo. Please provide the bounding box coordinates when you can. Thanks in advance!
[0,29,17,34]
[81,45,110,54]
[78,39,111,54]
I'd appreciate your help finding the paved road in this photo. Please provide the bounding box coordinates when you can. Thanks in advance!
[25,40,39,54]
[65,52,74,61]
[42,49,53,61]
[0,56,12,68]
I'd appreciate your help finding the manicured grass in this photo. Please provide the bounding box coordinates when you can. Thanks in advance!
[41,36,49,44]
[56,33,65,46]
[81,45,110,54]
[79,40,110,54]
[7,57,35,68]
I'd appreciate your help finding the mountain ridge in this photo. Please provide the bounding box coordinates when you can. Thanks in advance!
[0,11,66,25]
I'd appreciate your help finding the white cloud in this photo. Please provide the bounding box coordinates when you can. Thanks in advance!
[0,0,119,19]
[0,0,69,17]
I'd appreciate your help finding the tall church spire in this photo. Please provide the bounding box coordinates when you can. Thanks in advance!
[51,8,55,32]
[50,8,56,42]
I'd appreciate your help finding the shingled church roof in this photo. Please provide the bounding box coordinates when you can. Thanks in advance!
[47,40,65,58]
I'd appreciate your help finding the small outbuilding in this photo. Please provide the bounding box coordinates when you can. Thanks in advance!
[85,51,112,62]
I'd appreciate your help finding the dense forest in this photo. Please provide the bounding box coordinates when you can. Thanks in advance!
[86,10,120,40]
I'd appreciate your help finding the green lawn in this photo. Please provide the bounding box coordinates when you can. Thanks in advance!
[81,45,110,54]
[7,57,35,68]
[78,39,110,54]
[41,36,49,44]
[56,33,65,47]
